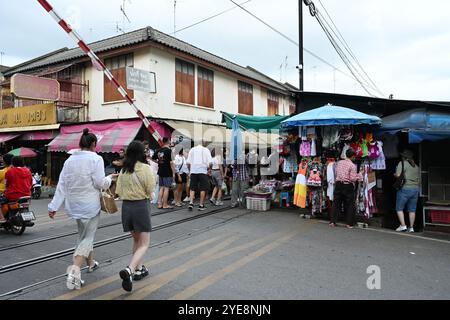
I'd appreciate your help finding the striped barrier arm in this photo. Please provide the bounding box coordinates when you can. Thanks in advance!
[36,0,163,146]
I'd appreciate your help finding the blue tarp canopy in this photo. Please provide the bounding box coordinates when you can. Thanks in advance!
[377,108,450,143]
[281,104,382,128]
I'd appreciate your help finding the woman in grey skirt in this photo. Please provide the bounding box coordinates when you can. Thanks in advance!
[48,129,115,290]
[116,141,156,292]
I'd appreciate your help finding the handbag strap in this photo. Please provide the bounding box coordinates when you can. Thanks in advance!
[132,171,145,191]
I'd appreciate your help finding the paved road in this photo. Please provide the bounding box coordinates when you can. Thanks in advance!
[0,198,449,300]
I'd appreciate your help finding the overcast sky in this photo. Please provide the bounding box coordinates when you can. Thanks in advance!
[1,0,449,101]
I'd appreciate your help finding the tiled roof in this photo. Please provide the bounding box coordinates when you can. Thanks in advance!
[4,27,290,92]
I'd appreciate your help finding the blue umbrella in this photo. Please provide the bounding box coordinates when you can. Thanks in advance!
[281,104,382,128]
[230,117,243,161]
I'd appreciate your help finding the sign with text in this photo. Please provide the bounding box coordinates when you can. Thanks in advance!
[11,73,60,101]
[126,67,156,93]
[0,103,57,128]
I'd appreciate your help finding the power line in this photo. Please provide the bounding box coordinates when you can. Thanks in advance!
[228,0,380,94]
[314,12,377,97]
[172,0,252,35]
[316,0,384,96]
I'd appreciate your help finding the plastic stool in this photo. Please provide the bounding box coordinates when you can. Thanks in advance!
[280,192,290,208]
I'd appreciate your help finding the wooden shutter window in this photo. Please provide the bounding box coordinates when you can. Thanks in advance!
[198,67,214,108]
[267,91,279,116]
[104,53,134,103]
[238,81,253,115]
[176,59,195,105]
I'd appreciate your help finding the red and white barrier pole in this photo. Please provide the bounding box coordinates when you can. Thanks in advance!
[36,0,163,146]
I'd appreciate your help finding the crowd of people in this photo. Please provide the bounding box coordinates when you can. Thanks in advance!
[41,129,421,292]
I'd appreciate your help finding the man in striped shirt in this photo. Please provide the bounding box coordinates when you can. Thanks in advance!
[330,148,363,228]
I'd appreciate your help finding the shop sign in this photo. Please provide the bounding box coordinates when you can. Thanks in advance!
[11,73,60,101]
[126,67,156,93]
[0,103,57,128]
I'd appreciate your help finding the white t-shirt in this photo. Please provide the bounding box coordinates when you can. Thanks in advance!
[211,156,223,170]
[174,154,189,174]
[187,145,212,174]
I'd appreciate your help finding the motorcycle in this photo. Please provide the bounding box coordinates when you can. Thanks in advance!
[0,196,35,236]
[32,173,42,200]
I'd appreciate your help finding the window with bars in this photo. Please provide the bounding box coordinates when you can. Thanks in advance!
[267,91,279,116]
[238,81,253,115]
[104,53,134,103]
[197,66,214,108]
[175,59,195,105]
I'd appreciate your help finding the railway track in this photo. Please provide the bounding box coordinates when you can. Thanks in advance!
[0,205,233,274]
[0,205,191,252]
[0,205,247,299]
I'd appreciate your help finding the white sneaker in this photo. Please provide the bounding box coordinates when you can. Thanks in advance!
[216,201,224,206]
[183,197,190,202]
[396,225,408,232]
[66,266,84,290]
[408,228,415,233]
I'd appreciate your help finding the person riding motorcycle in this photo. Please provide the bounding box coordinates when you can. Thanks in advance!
[2,156,32,206]
[0,154,14,223]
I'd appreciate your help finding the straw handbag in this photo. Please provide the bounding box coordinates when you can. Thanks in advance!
[100,186,118,214]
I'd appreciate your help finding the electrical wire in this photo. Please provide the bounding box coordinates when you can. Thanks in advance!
[172,0,253,35]
[228,0,381,95]
[316,0,385,96]
[314,12,378,97]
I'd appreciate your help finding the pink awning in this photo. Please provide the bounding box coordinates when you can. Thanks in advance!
[0,133,20,143]
[48,119,142,153]
[20,131,57,141]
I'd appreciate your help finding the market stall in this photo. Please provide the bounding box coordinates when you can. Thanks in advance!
[272,104,383,220]
[377,108,450,230]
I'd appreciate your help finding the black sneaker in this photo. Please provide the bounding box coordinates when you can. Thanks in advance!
[133,265,149,281]
[198,205,206,211]
[188,203,194,211]
[119,267,133,292]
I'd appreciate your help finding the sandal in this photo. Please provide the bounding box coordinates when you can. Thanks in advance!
[119,266,133,292]
[88,260,99,273]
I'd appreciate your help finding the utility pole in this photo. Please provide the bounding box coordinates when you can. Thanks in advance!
[298,0,304,91]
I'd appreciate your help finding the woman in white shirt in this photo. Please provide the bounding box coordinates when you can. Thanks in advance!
[173,148,189,207]
[48,129,115,290]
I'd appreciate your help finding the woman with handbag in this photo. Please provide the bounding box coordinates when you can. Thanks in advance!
[48,129,115,290]
[394,150,420,233]
[116,141,156,292]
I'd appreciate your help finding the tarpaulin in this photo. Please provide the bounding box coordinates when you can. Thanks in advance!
[377,108,450,143]
[222,112,290,132]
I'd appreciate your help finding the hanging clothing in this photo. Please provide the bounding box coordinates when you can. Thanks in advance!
[294,161,308,208]
[371,141,386,170]
[283,154,298,174]
[310,139,317,157]
[326,161,336,201]
[300,141,311,157]
[322,127,341,149]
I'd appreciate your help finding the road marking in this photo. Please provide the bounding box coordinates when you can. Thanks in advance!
[53,234,226,300]
[97,235,240,300]
[169,230,302,300]
[119,229,295,300]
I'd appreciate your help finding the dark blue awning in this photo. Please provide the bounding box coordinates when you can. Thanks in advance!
[377,108,450,143]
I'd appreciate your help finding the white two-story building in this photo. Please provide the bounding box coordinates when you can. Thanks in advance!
[1,26,297,180]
